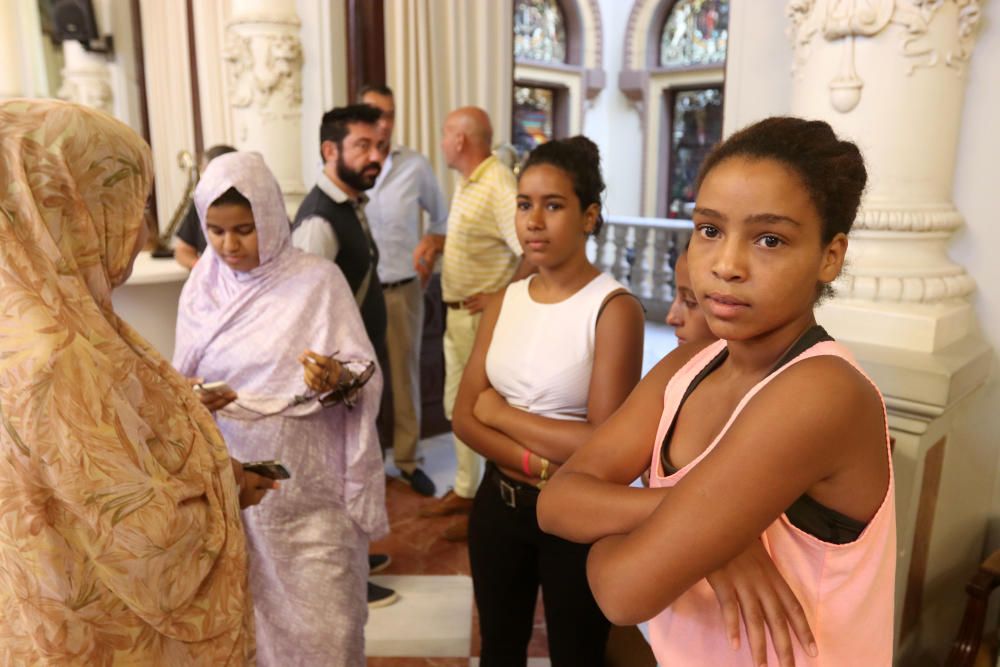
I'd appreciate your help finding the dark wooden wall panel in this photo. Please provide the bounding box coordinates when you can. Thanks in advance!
[346,0,386,102]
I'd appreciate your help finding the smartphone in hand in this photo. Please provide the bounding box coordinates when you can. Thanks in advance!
[242,460,292,480]
[195,380,234,395]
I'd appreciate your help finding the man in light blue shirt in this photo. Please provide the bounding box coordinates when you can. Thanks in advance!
[361,84,448,497]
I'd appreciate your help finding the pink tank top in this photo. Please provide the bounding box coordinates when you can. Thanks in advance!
[648,339,896,666]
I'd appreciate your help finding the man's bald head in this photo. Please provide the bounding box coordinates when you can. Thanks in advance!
[447,107,492,149]
[442,106,494,175]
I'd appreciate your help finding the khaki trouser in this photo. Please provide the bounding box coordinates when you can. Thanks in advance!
[383,279,424,474]
[443,307,482,499]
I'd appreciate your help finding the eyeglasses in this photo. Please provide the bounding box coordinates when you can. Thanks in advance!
[319,360,377,409]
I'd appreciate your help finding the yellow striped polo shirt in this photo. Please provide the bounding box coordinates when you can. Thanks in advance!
[441,155,521,303]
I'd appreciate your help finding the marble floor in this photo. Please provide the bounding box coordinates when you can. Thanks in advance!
[364,323,675,666]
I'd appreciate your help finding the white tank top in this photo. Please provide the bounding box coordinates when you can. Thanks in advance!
[485,272,628,421]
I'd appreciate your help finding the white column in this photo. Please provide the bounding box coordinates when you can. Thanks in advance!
[788,0,983,353]
[225,0,306,212]
[57,40,113,114]
[0,2,28,99]
[787,3,994,660]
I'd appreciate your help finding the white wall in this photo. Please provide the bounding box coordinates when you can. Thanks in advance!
[950,7,1000,550]
[584,0,644,217]
[722,0,792,135]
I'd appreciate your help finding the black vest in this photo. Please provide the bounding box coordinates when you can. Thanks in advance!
[293,185,386,354]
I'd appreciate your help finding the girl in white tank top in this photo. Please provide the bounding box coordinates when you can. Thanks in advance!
[538,118,896,666]
[451,137,645,666]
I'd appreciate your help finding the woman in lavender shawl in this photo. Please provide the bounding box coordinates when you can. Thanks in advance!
[173,151,388,666]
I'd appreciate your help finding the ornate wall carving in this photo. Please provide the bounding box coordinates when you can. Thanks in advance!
[788,0,984,346]
[221,6,306,209]
[787,0,983,112]
[224,31,303,110]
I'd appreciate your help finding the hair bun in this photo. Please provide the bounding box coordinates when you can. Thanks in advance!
[564,135,599,156]
[520,135,606,236]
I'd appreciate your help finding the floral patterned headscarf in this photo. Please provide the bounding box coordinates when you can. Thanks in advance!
[0,99,253,665]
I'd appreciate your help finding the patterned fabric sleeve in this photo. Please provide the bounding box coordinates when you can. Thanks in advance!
[0,99,253,665]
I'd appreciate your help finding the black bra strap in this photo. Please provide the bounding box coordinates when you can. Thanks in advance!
[660,325,833,473]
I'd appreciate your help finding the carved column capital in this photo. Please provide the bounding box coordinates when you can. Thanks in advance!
[789,1,985,350]
[222,1,306,211]
[788,0,983,113]
[224,28,303,111]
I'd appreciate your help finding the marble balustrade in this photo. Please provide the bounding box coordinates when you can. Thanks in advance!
[590,215,694,321]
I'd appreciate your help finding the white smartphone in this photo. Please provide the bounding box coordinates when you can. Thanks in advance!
[195,380,234,394]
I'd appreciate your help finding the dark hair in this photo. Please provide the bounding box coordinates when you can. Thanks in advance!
[203,144,236,162]
[319,104,382,158]
[696,117,867,245]
[520,135,606,236]
[210,186,251,209]
[357,83,393,101]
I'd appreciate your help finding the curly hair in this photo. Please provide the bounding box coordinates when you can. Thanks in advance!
[696,117,867,244]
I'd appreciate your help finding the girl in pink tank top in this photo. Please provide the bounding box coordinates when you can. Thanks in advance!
[538,117,895,666]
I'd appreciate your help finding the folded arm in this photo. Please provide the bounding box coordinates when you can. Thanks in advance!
[537,344,702,542]
[584,356,888,625]
[475,291,645,463]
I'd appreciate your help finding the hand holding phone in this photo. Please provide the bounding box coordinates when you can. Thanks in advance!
[195,380,235,395]
[232,458,281,509]
[192,380,237,412]
[242,460,292,480]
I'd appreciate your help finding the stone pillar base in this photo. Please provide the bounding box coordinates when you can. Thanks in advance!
[818,299,974,354]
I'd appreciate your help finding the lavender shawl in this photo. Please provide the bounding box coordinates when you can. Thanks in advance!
[173,151,387,539]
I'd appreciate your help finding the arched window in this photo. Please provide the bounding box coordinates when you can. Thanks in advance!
[620,0,729,217]
[514,0,568,64]
[666,88,724,216]
[659,1,727,216]
[511,0,605,162]
[659,0,728,68]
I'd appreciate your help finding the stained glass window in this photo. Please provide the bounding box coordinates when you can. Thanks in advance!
[660,0,729,68]
[667,87,723,218]
[513,86,555,161]
[514,0,568,64]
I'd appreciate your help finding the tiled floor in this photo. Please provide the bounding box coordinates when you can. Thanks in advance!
[364,322,675,666]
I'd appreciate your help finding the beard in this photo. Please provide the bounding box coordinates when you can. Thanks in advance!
[336,153,381,192]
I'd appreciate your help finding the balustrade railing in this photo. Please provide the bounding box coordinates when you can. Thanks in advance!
[588,215,694,321]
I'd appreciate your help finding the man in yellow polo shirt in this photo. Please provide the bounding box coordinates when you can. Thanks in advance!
[417,107,533,539]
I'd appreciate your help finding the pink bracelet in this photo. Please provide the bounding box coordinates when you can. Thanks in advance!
[522,448,532,476]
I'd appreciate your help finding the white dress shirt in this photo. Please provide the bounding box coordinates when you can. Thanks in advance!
[363,145,448,284]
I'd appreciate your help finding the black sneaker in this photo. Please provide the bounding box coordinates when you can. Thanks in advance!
[367,581,399,608]
[400,467,436,497]
[368,553,391,574]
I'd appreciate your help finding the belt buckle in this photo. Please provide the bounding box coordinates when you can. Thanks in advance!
[499,479,517,508]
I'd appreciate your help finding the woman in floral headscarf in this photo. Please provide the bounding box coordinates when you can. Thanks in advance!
[0,99,256,665]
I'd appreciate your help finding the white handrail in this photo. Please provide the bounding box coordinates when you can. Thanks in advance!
[605,215,694,231]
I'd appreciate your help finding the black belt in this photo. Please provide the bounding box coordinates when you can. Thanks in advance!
[486,463,539,509]
[444,300,465,310]
[380,276,416,290]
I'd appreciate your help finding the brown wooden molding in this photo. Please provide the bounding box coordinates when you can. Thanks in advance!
[345,0,385,102]
[901,436,948,639]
